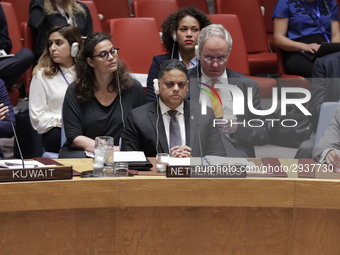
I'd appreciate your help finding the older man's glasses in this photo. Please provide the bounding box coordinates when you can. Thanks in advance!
[203,56,227,65]
[93,48,119,60]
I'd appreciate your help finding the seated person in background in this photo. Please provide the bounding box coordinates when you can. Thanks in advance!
[59,33,146,158]
[146,6,211,102]
[296,51,340,158]
[0,79,15,159]
[28,0,93,64]
[189,24,269,157]
[121,59,226,158]
[313,106,340,167]
[0,4,34,89]
[29,24,83,153]
[272,0,340,77]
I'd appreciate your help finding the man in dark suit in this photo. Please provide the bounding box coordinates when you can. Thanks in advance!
[121,59,226,158]
[296,51,340,158]
[189,24,269,157]
[313,106,340,166]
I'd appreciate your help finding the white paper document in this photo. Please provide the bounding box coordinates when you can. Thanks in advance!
[114,151,147,162]
[0,160,51,169]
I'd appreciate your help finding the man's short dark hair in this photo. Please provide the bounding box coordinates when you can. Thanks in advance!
[158,59,188,80]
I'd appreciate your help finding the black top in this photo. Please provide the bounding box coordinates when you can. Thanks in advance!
[0,5,12,54]
[59,79,146,158]
[28,0,93,63]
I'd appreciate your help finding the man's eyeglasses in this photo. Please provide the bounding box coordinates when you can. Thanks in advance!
[93,48,119,60]
[203,56,227,65]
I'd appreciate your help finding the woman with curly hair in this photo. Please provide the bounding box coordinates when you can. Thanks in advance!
[29,24,83,153]
[146,6,211,102]
[59,33,146,158]
[29,0,93,64]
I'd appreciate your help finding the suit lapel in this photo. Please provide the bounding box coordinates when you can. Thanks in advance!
[148,101,169,153]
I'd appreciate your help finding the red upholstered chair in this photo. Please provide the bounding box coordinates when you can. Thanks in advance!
[107,17,164,74]
[259,0,277,52]
[208,14,277,98]
[177,0,209,13]
[90,0,131,32]
[214,0,278,76]
[131,0,179,31]
[80,0,103,32]
[5,0,30,25]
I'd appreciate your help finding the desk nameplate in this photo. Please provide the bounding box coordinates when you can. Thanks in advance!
[166,165,247,178]
[0,166,73,182]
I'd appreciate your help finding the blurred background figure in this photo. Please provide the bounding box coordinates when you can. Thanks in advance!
[0,79,15,159]
[29,24,83,153]
[28,0,93,64]
[146,6,211,101]
[0,4,34,90]
[272,0,340,77]
[59,33,146,158]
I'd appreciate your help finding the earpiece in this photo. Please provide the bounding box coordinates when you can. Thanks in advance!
[172,32,177,42]
[195,45,200,59]
[70,42,79,58]
[153,78,159,95]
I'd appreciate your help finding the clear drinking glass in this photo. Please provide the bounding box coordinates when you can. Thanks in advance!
[93,136,114,177]
[156,153,170,173]
[115,162,129,177]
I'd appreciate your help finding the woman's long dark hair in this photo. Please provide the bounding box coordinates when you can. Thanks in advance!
[161,6,211,54]
[75,33,133,103]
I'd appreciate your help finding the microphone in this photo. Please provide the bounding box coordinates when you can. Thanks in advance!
[5,112,25,168]
[195,121,203,166]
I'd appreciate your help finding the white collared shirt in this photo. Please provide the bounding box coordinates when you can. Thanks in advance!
[29,65,76,134]
[199,68,236,120]
[178,52,198,69]
[159,99,186,152]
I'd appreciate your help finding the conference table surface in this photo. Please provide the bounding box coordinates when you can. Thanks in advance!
[1,158,340,254]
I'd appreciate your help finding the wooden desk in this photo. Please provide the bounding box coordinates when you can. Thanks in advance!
[0,158,340,254]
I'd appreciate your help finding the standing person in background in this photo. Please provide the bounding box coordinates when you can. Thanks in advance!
[0,4,34,89]
[29,24,83,153]
[146,7,211,102]
[59,33,146,158]
[0,79,15,159]
[272,0,340,77]
[28,0,93,64]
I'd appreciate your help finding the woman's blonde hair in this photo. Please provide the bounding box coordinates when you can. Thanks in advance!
[33,24,83,78]
[44,0,86,23]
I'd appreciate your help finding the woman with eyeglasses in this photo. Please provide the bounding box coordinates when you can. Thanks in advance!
[59,32,146,158]
[28,0,93,64]
[29,24,83,153]
[146,6,211,102]
[272,0,340,77]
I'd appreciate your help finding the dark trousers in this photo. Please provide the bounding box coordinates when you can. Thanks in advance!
[0,48,34,89]
[43,127,61,153]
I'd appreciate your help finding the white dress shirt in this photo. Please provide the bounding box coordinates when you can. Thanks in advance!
[199,68,236,120]
[29,65,76,134]
[159,99,186,152]
[178,52,198,69]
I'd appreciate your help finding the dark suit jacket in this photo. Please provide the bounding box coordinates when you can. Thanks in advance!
[310,52,340,130]
[146,52,179,102]
[0,5,12,54]
[188,66,269,157]
[0,79,15,138]
[312,106,340,162]
[121,99,226,157]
